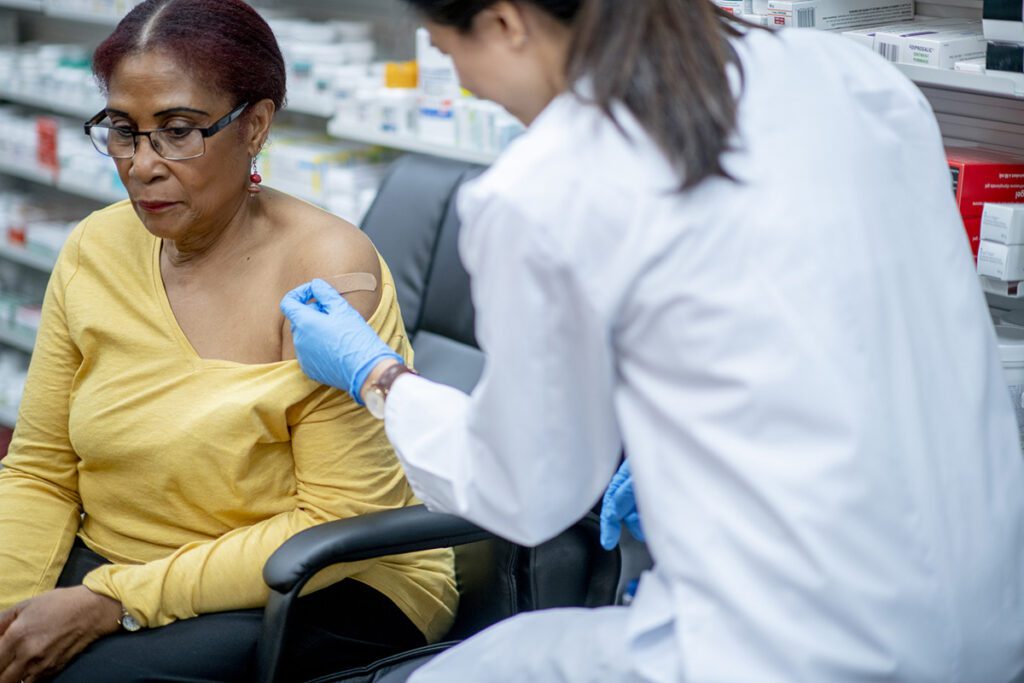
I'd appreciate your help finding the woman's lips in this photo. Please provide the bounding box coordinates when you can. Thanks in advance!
[137,201,179,213]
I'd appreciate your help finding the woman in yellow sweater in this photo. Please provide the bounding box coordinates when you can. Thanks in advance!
[0,1,456,681]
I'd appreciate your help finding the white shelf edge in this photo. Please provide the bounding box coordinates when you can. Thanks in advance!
[0,405,17,429]
[327,119,498,165]
[56,174,126,204]
[0,87,99,120]
[284,97,336,119]
[0,158,58,186]
[0,326,35,353]
[0,0,43,10]
[0,243,56,272]
[0,157,126,204]
[900,64,1024,99]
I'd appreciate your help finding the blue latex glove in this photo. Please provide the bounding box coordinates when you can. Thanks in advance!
[600,459,645,551]
[280,278,402,404]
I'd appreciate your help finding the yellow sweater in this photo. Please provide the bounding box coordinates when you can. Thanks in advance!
[0,201,457,640]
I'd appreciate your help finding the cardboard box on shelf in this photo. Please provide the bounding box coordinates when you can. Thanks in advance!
[947,147,1024,219]
[964,215,982,256]
[979,239,1024,280]
[981,203,1024,244]
[901,27,986,69]
[874,20,980,64]
[842,16,966,48]
[765,0,913,30]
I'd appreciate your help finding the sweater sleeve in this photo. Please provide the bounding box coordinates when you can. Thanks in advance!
[81,299,417,627]
[0,224,85,608]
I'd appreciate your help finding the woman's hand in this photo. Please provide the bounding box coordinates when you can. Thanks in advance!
[281,278,402,403]
[0,586,122,683]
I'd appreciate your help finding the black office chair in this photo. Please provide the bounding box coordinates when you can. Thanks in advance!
[256,155,622,683]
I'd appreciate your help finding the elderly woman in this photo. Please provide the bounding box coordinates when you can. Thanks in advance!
[0,1,456,681]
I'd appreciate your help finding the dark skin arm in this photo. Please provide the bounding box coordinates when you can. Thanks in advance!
[0,587,122,683]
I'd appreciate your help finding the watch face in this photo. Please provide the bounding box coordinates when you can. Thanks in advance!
[121,612,141,632]
[366,388,386,420]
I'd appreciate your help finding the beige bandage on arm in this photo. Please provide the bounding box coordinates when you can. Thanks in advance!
[323,272,378,295]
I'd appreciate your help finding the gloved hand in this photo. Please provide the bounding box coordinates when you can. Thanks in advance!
[600,459,645,551]
[280,278,402,404]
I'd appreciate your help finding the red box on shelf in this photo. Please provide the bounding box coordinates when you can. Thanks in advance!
[36,116,59,173]
[963,215,981,257]
[947,147,1024,220]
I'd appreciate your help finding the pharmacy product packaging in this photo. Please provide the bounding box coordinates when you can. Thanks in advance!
[981,203,1024,244]
[947,147,1024,219]
[899,26,986,68]
[979,240,1024,280]
[765,0,912,29]
[987,40,1024,72]
[416,28,460,146]
[964,215,982,256]
[842,16,966,48]
[983,0,1024,42]
[712,0,753,14]
[873,20,980,63]
[955,56,987,71]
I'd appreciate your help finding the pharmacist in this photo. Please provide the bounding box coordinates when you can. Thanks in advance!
[281,0,1024,681]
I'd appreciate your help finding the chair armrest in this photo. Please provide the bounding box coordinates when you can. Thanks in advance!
[258,505,493,683]
[263,504,492,593]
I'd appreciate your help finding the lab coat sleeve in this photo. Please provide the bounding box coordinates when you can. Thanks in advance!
[0,226,84,608]
[385,192,623,547]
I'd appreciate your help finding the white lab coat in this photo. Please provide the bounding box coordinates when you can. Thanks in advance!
[385,27,1024,682]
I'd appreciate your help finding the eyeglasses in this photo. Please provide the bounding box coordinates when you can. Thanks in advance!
[83,102,249,161]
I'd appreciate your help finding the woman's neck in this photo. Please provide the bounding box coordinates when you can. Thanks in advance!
[163,194,267,270]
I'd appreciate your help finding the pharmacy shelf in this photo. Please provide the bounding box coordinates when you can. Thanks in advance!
[900,64,1024,100]
[0,157,125,204]
[0,86,98,120]
[0,405,17,429]
[285,95,336,119]
[0,244,56,272]
[0,0,43,10]
[42,6,121,24]
[0,157,58,186]
[57,173,125,204]
[0,326,35,353]
[327,119,498,165]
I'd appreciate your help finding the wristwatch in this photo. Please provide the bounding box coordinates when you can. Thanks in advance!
[118,607,141,633]
[365,363,417,420]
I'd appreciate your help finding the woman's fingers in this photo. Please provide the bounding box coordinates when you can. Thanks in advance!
[0,588,118,683]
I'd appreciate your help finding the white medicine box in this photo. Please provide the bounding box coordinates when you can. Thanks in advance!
[981,203,1024,245]
[900,27,986,69]
[978,239,1024,280]
[766,0,913,30]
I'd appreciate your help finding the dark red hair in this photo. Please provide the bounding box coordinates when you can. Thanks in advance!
[93,0,286,112]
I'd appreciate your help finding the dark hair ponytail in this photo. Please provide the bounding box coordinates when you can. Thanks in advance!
[404,0,757,190]
[570,1,755,190]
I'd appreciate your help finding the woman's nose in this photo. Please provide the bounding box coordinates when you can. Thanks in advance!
[129,135,169,183]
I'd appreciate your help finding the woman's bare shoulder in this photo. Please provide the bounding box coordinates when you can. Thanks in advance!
[269,193,382,320]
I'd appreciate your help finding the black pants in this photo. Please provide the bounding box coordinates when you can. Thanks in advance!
[53,539,426,683]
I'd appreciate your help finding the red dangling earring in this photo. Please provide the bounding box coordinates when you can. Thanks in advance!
[248,156,263,197]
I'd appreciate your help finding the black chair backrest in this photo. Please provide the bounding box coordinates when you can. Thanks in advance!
[360,155,484,392]
[359,154,620,642]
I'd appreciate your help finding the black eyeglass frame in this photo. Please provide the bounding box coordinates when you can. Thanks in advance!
[83,101,250,160]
